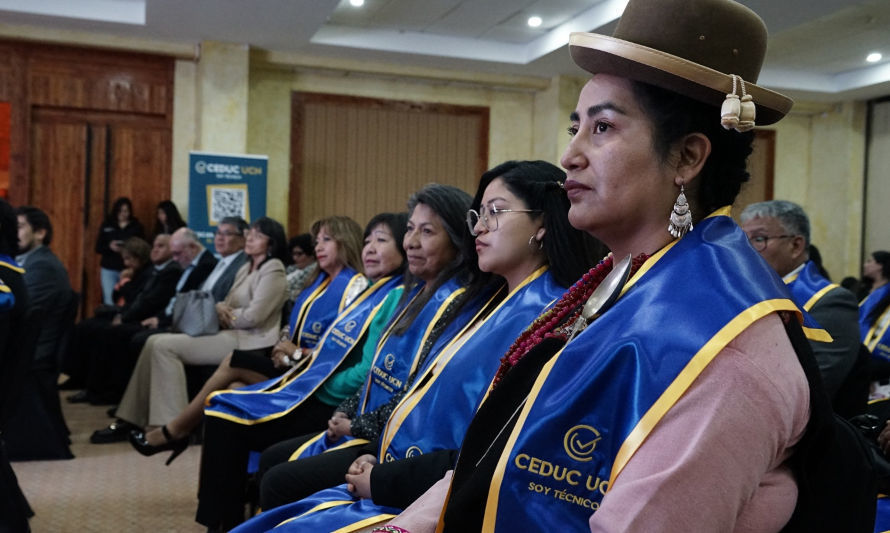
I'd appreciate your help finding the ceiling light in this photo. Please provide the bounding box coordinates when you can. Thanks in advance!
[867,52,882,63]
[528,16,542,28]
[350,0,364,6]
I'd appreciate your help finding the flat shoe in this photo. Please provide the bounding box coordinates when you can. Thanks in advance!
[90,421,137,444]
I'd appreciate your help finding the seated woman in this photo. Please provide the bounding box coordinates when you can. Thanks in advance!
[128,214,395,455]
[285,233,317,303]
[861,251,890,355]
[101,217,289,444]
[111,237,153,306]
[195,184,484,531]
[369,1,840,532]
[860,251,890,394]
[239,160,602,531]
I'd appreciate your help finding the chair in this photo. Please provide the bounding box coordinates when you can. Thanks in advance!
[4,293,79,460]
[0,306,43,429]
[832,343,871,419]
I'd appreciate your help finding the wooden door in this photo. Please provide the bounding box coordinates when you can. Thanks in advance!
[29,108,171,315]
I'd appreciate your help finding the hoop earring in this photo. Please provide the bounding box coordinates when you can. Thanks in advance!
[668,185,693,239]
[528,235,543,251]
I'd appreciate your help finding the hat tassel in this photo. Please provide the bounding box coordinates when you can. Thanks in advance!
[721,74,756,132]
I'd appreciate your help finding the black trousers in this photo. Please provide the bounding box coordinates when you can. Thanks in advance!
[195,395,334,530]
[257,432,370,511]
[85,325,168,404]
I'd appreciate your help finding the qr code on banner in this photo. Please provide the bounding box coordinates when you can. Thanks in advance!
[207,184,249,224]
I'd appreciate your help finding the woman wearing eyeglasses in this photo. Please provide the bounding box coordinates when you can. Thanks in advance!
[231,162,602,532]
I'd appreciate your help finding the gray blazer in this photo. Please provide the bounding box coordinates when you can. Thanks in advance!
[209,251,248,303]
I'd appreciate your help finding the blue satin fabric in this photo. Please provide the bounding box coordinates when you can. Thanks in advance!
[231,485,400,533]
[381,269,564,462]
[860,284,890,361]
[486,215,800,531]
[873,495,890,533]
[204,276,402,424]
[786,261,834,312]
[288,267,364,349]
[359,277,467,413]
[238,271,567,532]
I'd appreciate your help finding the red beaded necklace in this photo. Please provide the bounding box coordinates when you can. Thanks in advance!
[490,253,650,388]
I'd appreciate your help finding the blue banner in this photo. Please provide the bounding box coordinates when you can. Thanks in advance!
[188,151,267,250]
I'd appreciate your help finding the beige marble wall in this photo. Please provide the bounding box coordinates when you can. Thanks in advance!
[197,41,250,153]
[772,101,867,280]
[246,63,552,224]
[171,59,198,217]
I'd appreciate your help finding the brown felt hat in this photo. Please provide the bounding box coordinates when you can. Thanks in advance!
[569,0,792,125]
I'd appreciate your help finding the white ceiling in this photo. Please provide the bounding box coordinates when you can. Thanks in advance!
[1,0,889,102]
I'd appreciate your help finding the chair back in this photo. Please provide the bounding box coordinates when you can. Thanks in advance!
[0,306,44,429]
[832,343,871,419]
[53,291,81,369]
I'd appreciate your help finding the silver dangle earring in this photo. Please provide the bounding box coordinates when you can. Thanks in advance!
[668,185,693,238]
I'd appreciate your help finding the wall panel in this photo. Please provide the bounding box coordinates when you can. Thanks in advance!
[290,93,488,233]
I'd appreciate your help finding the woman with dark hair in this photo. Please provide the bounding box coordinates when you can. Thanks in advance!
[95,196,145,304]
[153,200,186,237]
[111,236,153,307]
[193,185,484,531]
[368,1,859,532]
[861,251,890,361]
[239,161,603,532]
[285,233,317,302]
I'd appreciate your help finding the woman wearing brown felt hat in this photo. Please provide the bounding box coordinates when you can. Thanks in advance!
[356,0,872,531]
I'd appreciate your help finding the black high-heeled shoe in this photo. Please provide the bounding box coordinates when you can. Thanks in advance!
[128,425,189,466]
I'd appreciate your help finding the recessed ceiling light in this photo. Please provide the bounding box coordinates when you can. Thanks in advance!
[528,16,542,28]
[350,0,364,6]
[867,52,882,63]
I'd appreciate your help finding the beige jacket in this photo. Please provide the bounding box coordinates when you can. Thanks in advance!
[223,258,287,350]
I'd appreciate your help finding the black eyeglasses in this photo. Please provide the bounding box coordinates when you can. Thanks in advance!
[466,205,541,237]
[748,234,795,252]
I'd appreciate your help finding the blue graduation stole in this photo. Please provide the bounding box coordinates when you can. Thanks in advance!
[874,495,890,533]
[476,212,805,531]
[288,277,486,460]
[239,270,566,532]
[785,261,837,313]
[785,260,842,340]
[359,277,467,414]
[204,275,401,425]
[230,485,400,533]
[380,267,564,463]
[861,284,890,361]
[0,255,22,311]
[289,267,366,349]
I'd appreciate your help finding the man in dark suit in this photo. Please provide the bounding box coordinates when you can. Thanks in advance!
[15,206,73,371]
[6,206,76,459]
[741,200,866,416]
[79,228,219,406]
[91,218,248,442]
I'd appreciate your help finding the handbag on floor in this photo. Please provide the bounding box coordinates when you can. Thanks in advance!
[172,290,219,337]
